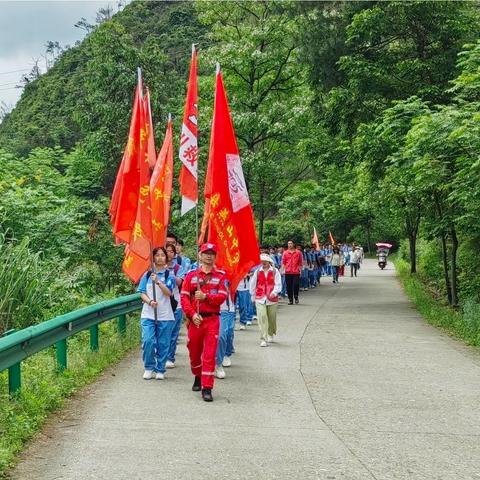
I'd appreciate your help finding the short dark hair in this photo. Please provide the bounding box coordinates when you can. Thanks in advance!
[166,231,177,241]
[177,239,184,247]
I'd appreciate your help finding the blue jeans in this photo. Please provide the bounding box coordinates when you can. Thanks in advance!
[141,318,175,373]
[216,311,236,365]
[308,270,316,287]
[301,269,309,289]
[167,308,183,363]
[237,290,252,325]
[325,262,332,276]
[281,274,287,297]
[332,266,339,283]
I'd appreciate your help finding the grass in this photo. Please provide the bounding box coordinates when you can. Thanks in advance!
[394,257,480,347]
[0,317,140,477]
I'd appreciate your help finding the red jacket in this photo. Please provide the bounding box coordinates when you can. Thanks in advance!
[282,249,303,274]
[180,267,227,319]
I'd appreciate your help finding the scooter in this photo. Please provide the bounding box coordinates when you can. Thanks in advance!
[375,242,392,270]
[378,253,387,270]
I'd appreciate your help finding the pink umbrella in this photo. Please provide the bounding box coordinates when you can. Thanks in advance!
[375,242,392,248]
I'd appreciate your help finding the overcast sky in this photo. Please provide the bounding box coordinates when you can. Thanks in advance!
[0,0,123,108]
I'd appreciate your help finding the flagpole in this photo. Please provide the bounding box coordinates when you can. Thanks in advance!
[139,66,158,322]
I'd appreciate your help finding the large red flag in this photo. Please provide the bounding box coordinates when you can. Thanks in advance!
[179,45,199,216]
[150,117,174,248]
[128,87,153,260]
[110,76,143,243]
[206,66,260,293]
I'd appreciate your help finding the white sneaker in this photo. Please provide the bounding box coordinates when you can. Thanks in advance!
[143,370,154,380]
[267,335,274,343]
[215,366,226,379]
[222,356,232,367]
[260,340,268,347]
[155,372,165,380]
[239,324,246,330]
[165,360,175,369]
[246,320,252,326]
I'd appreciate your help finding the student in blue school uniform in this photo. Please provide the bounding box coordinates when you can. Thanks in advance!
[137,247,176,380]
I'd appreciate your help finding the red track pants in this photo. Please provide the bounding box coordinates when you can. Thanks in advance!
[187,315,219,389]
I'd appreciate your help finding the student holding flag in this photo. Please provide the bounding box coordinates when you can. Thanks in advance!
[137,247,176,380]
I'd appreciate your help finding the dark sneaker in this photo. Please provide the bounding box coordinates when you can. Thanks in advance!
[295,299,299,304]
[288,301,293,305]
[202,388,213,402]
[192,376,201,392]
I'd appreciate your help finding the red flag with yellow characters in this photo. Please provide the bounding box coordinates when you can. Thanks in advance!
[206,66,260,293]
[110,78,143,244]
[127,87,153,261]
[122,245,150,283]
[150,117,174,248]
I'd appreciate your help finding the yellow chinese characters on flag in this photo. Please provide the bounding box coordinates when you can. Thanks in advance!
[128,90,153,261]
[122,245,149,284]
[150,118,174,248]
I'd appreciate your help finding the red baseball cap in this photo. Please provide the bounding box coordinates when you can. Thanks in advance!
[200,242,217,254]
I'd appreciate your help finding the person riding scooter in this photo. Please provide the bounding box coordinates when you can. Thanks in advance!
[375,243,392,270]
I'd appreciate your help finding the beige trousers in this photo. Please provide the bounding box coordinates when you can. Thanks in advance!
[256,302,278,341]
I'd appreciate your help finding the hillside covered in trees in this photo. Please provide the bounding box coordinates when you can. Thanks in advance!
[0,0,479,334]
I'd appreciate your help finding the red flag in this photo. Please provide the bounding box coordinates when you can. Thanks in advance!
[206,66,260,293]
[110,76,143,243]
[128,87,153,260]
[329,231,335,245]
[312,227,320,251]
[122,245,149,283]
[179,45,199,216]
[150,117,174,248]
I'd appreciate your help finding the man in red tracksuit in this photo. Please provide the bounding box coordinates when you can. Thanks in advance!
[180,242,227,402]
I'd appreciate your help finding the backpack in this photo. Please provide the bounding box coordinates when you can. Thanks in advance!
[164,269,179,311]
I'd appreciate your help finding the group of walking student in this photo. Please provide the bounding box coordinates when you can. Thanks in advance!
[137,234,363,402]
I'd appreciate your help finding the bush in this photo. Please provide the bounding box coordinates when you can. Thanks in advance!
[0,235,49,333]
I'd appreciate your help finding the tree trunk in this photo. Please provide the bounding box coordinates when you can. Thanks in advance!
[365,224,372,254]
[258,181,265,244]
[450,226,459,308]
[440,233,452,305]
[405,211,420,274]
[408,232,417,274]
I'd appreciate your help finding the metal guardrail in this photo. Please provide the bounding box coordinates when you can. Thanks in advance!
[0,293,142,396]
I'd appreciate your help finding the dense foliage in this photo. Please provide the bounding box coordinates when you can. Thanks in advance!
[0,0,479,333]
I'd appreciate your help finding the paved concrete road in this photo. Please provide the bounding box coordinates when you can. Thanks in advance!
[10,260,480,480]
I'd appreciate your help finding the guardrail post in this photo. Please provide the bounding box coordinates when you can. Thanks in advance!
[3,329,21,395]
[118,314,126,336]
[56,339,67,371]
[89,325,99,351]
[8,363,21,396]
